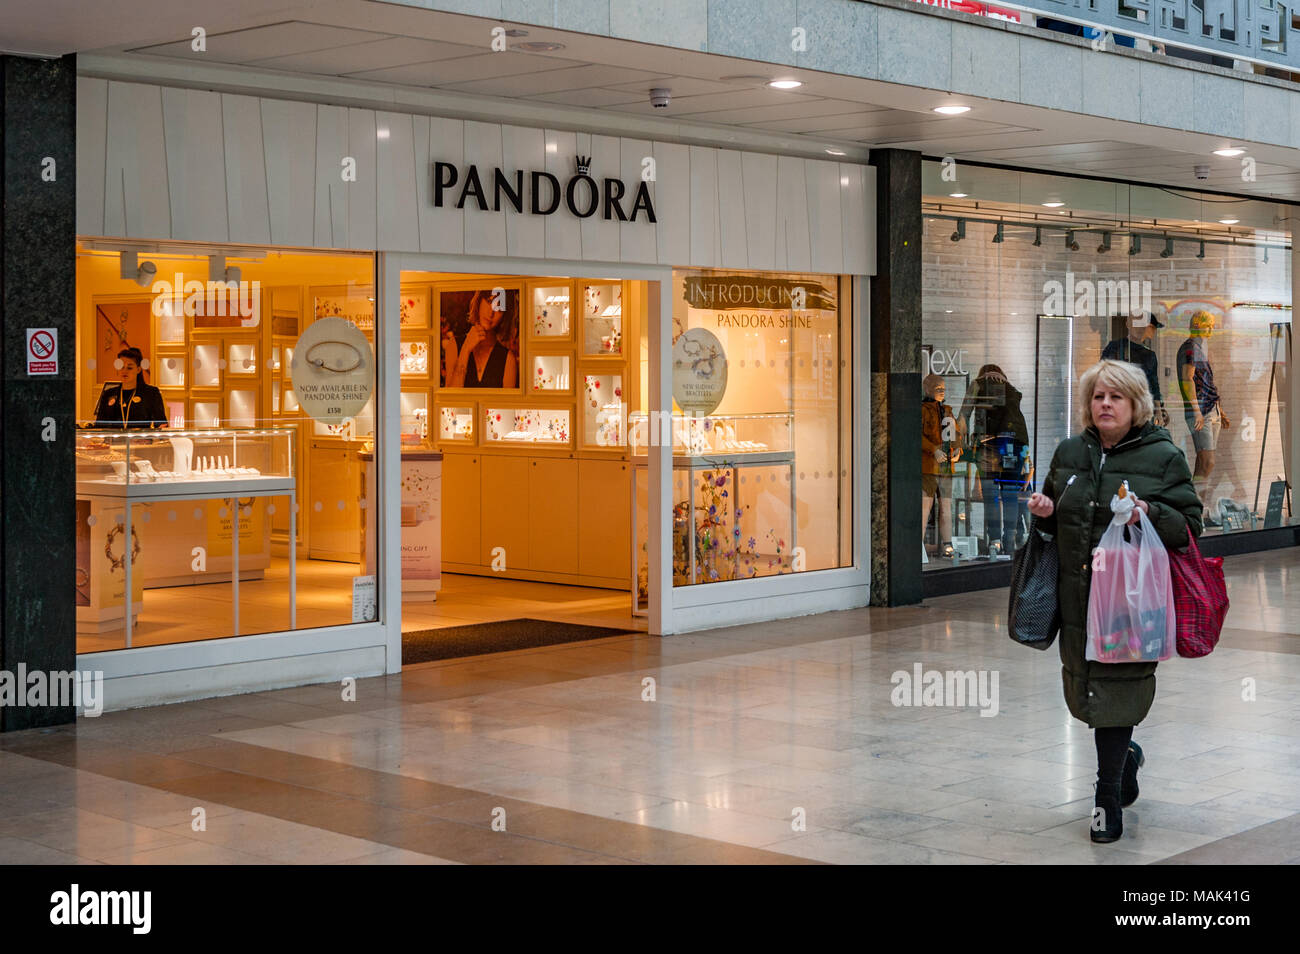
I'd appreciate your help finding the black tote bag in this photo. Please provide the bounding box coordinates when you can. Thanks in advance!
[1007,519,1060,650]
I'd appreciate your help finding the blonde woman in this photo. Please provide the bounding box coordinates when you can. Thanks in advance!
[1026,359,1202,843]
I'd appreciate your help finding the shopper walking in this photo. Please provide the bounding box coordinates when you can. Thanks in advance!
[1025,360,1202,843]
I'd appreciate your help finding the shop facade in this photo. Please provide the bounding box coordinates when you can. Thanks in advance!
[916,160,1298,593]
[60,74,874,713]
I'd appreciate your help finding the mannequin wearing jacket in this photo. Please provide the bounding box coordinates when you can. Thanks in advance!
[921,374,960,551]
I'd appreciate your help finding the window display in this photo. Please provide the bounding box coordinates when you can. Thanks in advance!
[531,354,571,393]
[437,403,474,442]
[582,373,625,447]
[483,407,570,445]
[920,161,1294,570]
[531,284,571,338]
[581,281,623,355]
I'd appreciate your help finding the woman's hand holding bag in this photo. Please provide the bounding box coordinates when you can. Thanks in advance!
[1086,482,1176,663]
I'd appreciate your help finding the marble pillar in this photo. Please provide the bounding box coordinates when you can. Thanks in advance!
[1,55,77,730]
[868,149,922,606]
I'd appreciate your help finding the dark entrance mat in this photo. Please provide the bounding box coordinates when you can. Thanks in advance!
[402,618,639,665]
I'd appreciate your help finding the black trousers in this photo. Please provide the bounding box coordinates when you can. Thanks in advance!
[1095,725,1134,784]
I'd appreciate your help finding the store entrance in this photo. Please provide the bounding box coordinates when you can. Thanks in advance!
[391,270,647,663]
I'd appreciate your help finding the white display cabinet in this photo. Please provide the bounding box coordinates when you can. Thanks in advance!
[628,411,793,459]
[400,340,430,377]
[580,373,625,448]
[193,400,221,428]
[192,344,221,387]
[156,355,185,388]
[437,404,474,443]
[227,389,256,428]
[400,391,429,444]
[530,354,571,393]
[580,281,623,356]
[531,284,571,339]
[483,407,571,446]
[228,342,257,375]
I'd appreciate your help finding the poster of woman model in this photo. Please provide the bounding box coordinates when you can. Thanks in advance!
[438,286,521,390]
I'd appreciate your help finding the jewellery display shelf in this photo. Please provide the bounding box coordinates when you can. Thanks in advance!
[435,402,475,443]
[531,284,572,340]
[580,280,624,356]
[76,427,298,645]
[482,407,572,447]
[630,412,796,610]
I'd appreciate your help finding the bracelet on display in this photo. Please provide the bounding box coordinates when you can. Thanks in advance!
[306,341,363,373]
[104,524,142,573]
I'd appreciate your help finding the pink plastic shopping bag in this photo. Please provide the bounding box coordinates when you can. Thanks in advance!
[1085,485,1175,663]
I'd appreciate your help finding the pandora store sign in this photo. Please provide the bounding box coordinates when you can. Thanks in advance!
[432,156,657,223]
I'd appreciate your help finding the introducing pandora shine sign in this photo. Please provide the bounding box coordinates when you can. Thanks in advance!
[432,156,657,223]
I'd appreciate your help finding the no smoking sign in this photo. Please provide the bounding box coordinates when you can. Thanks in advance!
[26,328,58,375]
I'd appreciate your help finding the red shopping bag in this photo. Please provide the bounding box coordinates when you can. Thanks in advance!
[1169,533,1229,658]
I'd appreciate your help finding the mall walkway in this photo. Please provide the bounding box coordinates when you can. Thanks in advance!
[2,549,1298,865]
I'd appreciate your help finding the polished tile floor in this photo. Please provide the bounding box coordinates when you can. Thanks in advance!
[6,549,1299,864]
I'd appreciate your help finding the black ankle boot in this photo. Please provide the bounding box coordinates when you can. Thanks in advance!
[1121,742,1144,808]
[1091,782,1123,843]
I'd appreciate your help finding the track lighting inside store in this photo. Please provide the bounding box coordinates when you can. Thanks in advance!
[1032,227,1042,247]
[119,251,156,287]
[1213,146,1245,157]
[1065,230,1079,252]
[1097,232,1112,254]
[1129,235,1141,256]
[933,105,970,115]
[950,219,965,242]
[207,255,240,284]
[1161,237,1174,258]
[992,222,1004,243]
[1197,241,1206,259]
[1219,217,1239,225]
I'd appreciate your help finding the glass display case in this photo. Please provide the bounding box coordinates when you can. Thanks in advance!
[483,407,571,446]
[400,340,430,377]
[437,404,475,443]
[192,344,221,388]
[76,427,296,492]
[156,355,185,388]
[193,400,221,428]
[400,392,429,444]
[227,389,256,428]
[227,343,257,375]
[628,411,793,459]
[157,303,186,345]
[580,281,622,355]
[581,373,625,447]
[530,354,571,393]
[531,284,571,338]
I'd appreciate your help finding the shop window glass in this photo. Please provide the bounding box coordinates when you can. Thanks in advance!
[920,162,1294,572]
[75,245,380,650]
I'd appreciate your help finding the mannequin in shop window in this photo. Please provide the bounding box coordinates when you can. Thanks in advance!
[921,374,961,554]
[91,347,167,429]
[447,290,519,389]
[1102,312,1168,426]
[957,364,1030,556]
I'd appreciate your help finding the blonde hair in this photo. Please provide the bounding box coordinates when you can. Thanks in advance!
[1078,359,1154,431]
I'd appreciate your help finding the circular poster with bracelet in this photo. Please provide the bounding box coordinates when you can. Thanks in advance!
[672,327,728,415]
[292,317,375,425]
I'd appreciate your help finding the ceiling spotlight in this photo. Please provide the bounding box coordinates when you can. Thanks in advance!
[119,250,157,287]
[1042,200,1065,208]
[1219,217,1239,225]
[769,79,802,89]
[950,219,966,242]
[1065,230,1079,252]
[1197,241,1206,259]
[933,105,970,115]
[1129,235,1142,255]
[992,222,1004,243]
[1097,231,1112,253]
[1213,147,1245,157]
[1160,237,1174,258]
[949,192,968,198]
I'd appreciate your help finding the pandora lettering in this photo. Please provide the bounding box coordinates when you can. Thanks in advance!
[432,155,656,223]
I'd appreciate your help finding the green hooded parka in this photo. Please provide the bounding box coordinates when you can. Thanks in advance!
[1038,421,1203,728]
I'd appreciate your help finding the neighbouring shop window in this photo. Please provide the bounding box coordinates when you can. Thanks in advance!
[642,268,852,587]
[919,162,1294,571]
[75,243,380,651]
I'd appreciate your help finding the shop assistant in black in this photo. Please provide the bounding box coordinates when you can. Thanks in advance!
[92,347,167,429]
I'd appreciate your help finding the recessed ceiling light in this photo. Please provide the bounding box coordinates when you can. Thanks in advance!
[1042,200,1065,208]
[825,148,846,156]
[949,192,968,198]
[516,41,564,52]
[769,79,802,90]
[933,105,970,115]
[1219,217,1240,225]
[1213,147,1245,157]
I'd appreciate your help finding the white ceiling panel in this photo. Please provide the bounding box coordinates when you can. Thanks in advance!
[600,76,749,98]
[130,21,384,64]
[442,63,668,97]
[691,99,886,125]
[348,51,585,85]
[617,88,823,117]
[525,88,653,108]
[249,36,478,75]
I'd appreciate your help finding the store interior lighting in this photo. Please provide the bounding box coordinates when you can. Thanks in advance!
[992,222,1004,243]
[1197,241,1206,259]
[1065,230,1079,251]
[119,250,156,287]
[1032,227,1042,247]
[950,219,965,242]
[208,255,241,284]
[1130,235,1142,256]
[1161,237,1174,258]
[1097,232,1112,253]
